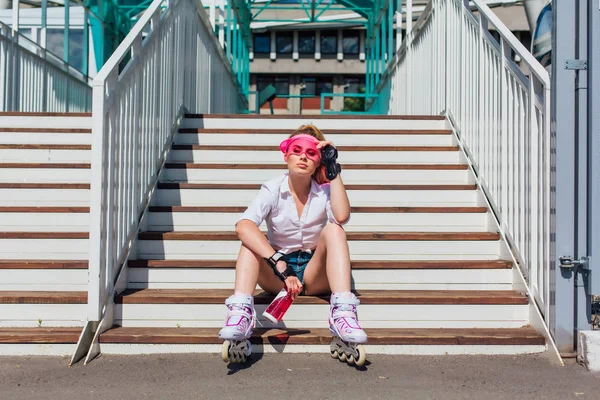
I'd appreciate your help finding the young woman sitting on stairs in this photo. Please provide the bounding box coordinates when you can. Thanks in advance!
[218,123,368,348]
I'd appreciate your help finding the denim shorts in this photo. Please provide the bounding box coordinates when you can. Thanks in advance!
[281,250,314,283]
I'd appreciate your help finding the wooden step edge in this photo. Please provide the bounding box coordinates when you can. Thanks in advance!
[0,206,90,213]
[0,327,82,344]
[0,163,91,169]
[0,112,92,117]
[115,289,528,305]
[164,163,468,170]
[137,231,500,241]
[156,183,478,191]
[0,183,90,189]
[0,260,88,269]
[0,291,87,304]
[0,144,91,150]
[179,128,452,135]
[127,260,512,269]
[148,206,488,213]
[171,144,459,152]
[0,232,89,239]
[0,127,91,133]
[184,113,447,120]
[99,327,545,346]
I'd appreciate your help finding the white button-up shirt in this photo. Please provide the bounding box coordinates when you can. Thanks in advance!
[237,173,349,254]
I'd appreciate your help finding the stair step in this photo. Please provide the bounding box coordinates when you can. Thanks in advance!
[184,113,447,120]
[0,128,91,133]
[138,231,499,241]
[0,327,81,344]
[0,163,90,169]
[0,183,90,206]
[172,144,459,151]
[99,326,544,346]
[148,206,486,213]
[0,260,88,269]
[0,232,89,239]
[0,207,89,213]
[157,182,477,190]
[0,144,91,150]
[179,129,451,135]
[163,164,472,184]
[0,291,87,304]
[169,145,463,164]
[165,163,468,170]
[126,259,513,290]
[128,259,511,269]
[115,289,527,305]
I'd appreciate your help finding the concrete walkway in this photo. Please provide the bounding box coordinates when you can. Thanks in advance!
[1,352,599,399]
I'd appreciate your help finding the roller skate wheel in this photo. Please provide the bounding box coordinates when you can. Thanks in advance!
[221,340,231,363]
[330,349,339,359]
[347,354,355,365]
[338,352,347,362]
[354,344,367,367]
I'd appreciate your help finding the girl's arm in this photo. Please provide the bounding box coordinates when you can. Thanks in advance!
[329,174,351,224]
[235,219,277,258]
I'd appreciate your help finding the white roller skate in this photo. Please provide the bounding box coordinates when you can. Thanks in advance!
[218,294,255,363]
[328,292,368,367]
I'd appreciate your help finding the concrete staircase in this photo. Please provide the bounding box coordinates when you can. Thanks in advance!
[94,114,545,357]
[0,112,91,355]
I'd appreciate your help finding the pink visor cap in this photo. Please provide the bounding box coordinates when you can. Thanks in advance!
[279,134,319,154]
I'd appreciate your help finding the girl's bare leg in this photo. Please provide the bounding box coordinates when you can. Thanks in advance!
[302,223,352,296]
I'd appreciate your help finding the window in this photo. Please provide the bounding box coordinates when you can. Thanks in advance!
[276,32,293,54]
[253,33,270,54]
[298,31,315,55]
[344,77,366,94]
[320,30,337,54]
[256,76,289,95]
[46,28,85,73]
[300,76,332,96]
[342,30,359,55]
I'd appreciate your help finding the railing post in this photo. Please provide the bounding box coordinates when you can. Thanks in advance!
[405,0,412,114]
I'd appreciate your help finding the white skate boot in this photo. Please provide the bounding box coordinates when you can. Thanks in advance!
[328,292,368,366]
[218,294,255,363]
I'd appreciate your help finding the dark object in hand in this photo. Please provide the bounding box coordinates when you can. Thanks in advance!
[321,145,342,180]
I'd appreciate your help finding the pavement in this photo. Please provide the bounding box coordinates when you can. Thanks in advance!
[1,352,599,399]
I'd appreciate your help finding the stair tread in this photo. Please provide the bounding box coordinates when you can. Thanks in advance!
[99,326,544,345]
[172,144,459,152]
[148,206,487,213]
[0,260,88,269]
[0,127,91,133]
[0,291,87,304]
[185,113,447,120]
[0,327,82,344]
[115,289,528,305]
[0,144,91,150]
[0,206,89,213]
[0,163,90,169]
[0,112,91,117]
[157,183,477,190]
[138,231,500,241]
[0,183,90,189]
[127,260,511,269]
[0,232,89,239]
[165,163,468,170]
[179,128,451,135]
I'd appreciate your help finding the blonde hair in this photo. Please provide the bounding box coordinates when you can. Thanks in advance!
[289,124,328,184]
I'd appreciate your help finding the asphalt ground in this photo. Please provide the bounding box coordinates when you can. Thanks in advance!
[1,352,599,400]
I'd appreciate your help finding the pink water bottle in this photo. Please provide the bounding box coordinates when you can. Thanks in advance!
[263,288,294,323]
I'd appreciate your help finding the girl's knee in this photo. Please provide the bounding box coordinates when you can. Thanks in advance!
[323,222,346,240]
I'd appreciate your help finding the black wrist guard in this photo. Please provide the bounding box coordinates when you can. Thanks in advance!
[321,145,342,180]
[264,251,296,282]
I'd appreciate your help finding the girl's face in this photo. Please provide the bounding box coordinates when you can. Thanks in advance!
[282,136,321,176]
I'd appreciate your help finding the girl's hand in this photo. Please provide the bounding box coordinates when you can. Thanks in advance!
[316,140,335,150]
[284,276,303,300]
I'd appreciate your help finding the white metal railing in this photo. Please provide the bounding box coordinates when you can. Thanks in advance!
[88,0,245,323]
[378,0,551,320]
[0,22,91,112]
